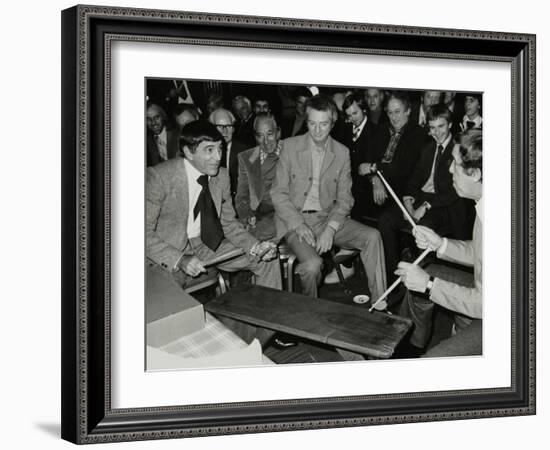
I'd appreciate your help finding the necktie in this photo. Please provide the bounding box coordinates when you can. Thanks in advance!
[434,144,444,169]
[466,120,476,129]
[382,130,401,163]
[352,126,360,141]
[194,175,224,251]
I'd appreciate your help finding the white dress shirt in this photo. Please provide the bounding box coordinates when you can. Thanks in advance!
[184,158,205,238]
[155,128,168,161]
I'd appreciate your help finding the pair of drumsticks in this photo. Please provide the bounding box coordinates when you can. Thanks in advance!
[368,169,431,312]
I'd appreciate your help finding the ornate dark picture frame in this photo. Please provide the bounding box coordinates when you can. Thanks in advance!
[61,4,536,444]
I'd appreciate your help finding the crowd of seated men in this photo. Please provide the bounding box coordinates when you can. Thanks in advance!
[145,78,483,357]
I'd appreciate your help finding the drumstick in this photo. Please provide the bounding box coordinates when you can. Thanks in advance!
[376,170,417,231]
[203,248,245,267]
[368,247,431,312]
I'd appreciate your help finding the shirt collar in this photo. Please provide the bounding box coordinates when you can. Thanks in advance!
[436,133,453,151]
[307,135,329,153]
[463,114,483,128]
[260,141,282,163]
[183,157,206,183]
[353,117,368,134]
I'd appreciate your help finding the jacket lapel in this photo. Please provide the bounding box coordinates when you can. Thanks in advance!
[175,158,190,226]
[247,147,263,201]
[297,135,313,179]
[320,137,335,176]
[209,174,223,216]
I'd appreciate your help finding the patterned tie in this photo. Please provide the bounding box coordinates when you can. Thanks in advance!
[194,175,224,251]
[352,125,360,142]
[382,129,401,163]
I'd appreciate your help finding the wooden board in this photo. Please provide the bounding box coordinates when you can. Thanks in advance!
[205,285,412,359]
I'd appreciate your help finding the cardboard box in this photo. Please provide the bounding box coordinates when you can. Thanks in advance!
[145,264,205,347]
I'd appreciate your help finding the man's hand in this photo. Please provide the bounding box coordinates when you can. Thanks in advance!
[394,262,430,293]
[179,256,206,277]
[250,241,277,261]
[372,176,388,205]
[315,226,335,254]
[295,223,316,247]
[358,162,377,176]
[411,204,428,222]
[414,225,444,251]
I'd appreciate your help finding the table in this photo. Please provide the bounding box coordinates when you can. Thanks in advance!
[205,285,413,359]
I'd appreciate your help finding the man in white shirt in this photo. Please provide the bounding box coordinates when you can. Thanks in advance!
[146,103,179,167]
[460,94,483,131]
[271,95,387,302]
[146,120,281,290]
[208,108,249,201]
[395,129,483,357]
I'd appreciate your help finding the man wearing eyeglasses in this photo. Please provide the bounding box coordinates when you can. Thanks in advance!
[208,108,250,201]
[271,95,387,303]
[146,120,281,289]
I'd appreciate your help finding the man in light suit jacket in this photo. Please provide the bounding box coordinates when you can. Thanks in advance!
[395,129,483,357]
[146,120,281,290]
[235,114,282,241]
[271,95,387,301]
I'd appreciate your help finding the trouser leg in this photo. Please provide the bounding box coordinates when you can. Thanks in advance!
[422,319,482,357]
[399,290,435,348]
[378,205,406,283]
[284,230,323,298]
[333,219,387,300]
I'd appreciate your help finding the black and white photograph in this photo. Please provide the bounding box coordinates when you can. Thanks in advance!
[144,79,484,370]
[57,3,537,445]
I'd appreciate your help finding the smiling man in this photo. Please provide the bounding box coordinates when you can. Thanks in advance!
[235,114,282,241]
[395,129,483,357]
[378,104,475,283]
[146,120,281,290]
[271,95,387,302]
[146,103,180,167]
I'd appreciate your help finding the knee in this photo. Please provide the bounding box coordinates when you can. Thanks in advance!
[361,226,383,248]
[378,209,398,230]
[299,256,323,277]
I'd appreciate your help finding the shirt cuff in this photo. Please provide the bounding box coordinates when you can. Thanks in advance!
[402,196,415,204]
[436,237,449,257]
[327,220,340,232]
[173,254,185,272]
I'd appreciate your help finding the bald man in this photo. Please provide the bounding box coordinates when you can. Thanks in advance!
[209,108,250,200]
[146,103,180,167]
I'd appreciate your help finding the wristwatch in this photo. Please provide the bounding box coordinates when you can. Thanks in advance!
[425,276,435,297]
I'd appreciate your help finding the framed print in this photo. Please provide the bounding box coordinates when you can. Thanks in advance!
[61,4,536,444]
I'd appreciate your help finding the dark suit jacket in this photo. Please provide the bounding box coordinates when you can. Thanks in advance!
[367,121,426,198]
[342,120,379,187]
[280,115,308,139]
[221,139,250,199]
[405,137,458,208]
[146,157,258,271]
[234,114,257,148]
[367,109,389,126]
[146,125,180,167]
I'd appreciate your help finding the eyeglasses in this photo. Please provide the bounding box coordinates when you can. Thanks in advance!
[214,124,235,131]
